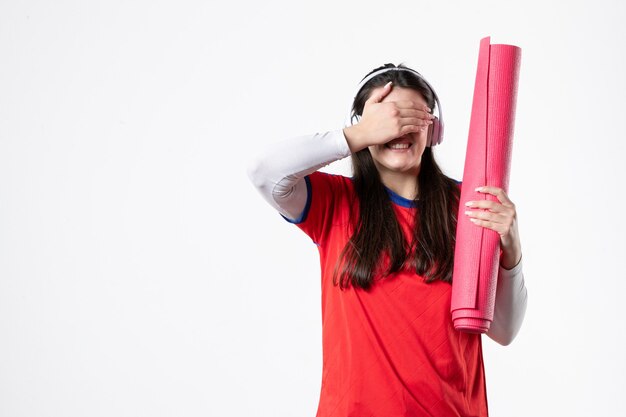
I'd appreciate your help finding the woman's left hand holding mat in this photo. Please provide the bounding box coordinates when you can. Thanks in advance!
[463,186,522,270]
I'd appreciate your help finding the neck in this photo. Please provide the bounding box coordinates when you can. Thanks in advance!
[377,167,420,200]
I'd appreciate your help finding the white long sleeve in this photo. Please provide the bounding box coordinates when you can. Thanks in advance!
[246,129,352,221]
[487,255,528,346]
[246,129,527,346]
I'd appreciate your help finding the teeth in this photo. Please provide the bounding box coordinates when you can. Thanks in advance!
[389,143,410,149]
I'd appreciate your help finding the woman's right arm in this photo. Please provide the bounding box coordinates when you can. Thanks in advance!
[246,128,353,221]
[247,81,432,220]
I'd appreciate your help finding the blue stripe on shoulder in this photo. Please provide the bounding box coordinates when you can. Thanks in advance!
[280,175,312,224]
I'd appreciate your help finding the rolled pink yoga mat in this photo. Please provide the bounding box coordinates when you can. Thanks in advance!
[451,36,521,333]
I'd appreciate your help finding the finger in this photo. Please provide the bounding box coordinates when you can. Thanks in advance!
[475,186,514,206]
[468,217,507,235]
[395,100,431,113]
[365,81,393,105]
[464,199,508,213]
[465,209,508,224]
[400,123,429,135]
[397,107,436,121]
[398,116,433,128]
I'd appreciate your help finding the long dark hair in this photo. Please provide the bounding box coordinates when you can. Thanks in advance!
[333,63,461,291]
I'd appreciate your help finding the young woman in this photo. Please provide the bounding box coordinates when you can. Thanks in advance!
[247,63,528,417]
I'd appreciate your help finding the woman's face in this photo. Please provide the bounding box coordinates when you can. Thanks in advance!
[366,86,430,177]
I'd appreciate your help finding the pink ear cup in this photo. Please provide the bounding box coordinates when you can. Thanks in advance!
[427,116,443,147]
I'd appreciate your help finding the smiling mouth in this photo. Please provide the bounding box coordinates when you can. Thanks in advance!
[385,143,412,150]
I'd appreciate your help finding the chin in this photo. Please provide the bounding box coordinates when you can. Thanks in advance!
[379,160,421,174]
[383,154,422,169]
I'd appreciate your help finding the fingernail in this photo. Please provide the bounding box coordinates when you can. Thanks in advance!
[475,187,483,192]
[465,201,473,206]
[464,210,471,215]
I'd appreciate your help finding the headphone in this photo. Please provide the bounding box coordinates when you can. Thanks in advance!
[343,67,444,147]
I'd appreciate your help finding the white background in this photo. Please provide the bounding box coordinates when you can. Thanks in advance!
[1,1,625,416]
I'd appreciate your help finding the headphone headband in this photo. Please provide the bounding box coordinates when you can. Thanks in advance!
[344,66,444,147]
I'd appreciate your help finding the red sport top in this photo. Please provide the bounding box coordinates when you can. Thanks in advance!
[285,171,489,417]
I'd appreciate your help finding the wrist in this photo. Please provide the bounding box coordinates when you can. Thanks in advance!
[342,126,366,153]
[500,246,522,270]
